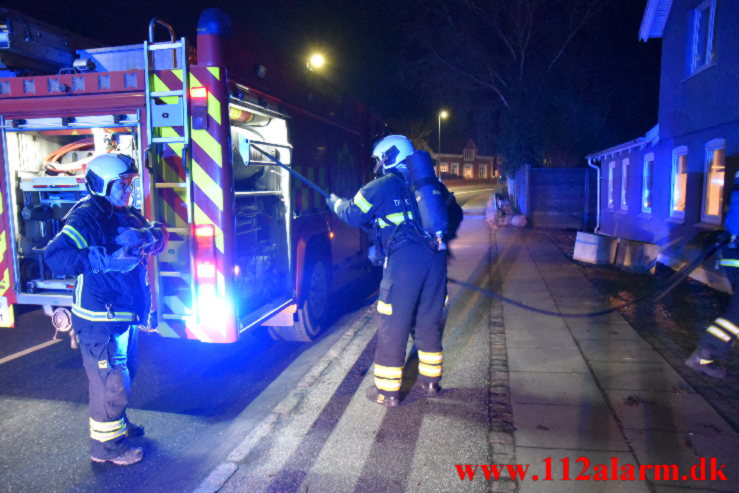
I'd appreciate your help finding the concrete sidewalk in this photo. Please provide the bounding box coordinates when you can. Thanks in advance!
[494,227,739,492]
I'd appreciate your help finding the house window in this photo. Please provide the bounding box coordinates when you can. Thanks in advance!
[689,0,716,75]
[463,148,475,161]
[642,153,654,214]
[439,163,449,173]
[463,165,474,179]
[450,163,459,175]
[702,138,726,223]
[620,158,630,211]
[607,161,616,209]
[671,146,688,219]
[479,165,488,179]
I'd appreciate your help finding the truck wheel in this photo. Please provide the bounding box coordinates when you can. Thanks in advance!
[270,256,329,342]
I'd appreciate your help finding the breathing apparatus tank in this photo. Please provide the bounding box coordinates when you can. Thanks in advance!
[406,150,449,250]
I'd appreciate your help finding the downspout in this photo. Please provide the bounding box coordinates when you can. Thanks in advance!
[586,158,600,234]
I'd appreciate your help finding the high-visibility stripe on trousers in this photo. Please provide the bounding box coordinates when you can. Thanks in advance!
[89,417,127,442]
[698,265,739,358]
[374,364,403,392]
[418,350,444,378]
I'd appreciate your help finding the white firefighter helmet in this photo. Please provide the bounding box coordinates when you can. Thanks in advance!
[85,153,138,196]
[372,135,414,176]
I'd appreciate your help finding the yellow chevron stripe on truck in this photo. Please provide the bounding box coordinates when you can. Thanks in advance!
[0,231,6,260]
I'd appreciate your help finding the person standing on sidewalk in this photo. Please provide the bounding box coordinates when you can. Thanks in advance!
[326,135,448,407]
[45,153,168,465]
[685,171,739,378]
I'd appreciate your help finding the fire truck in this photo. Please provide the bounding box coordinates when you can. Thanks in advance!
[0,8,381,343]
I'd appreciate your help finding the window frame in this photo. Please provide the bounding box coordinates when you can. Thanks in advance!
[689,0,717,76]
[463,164,474,179]
[642,153,655,214]
[607,160,616,209]
[620,158,630,211]
[701,138,726,224]
[670,146,688,220]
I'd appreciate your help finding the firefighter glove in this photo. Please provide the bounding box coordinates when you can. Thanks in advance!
[148,223,169,255]
[88,246,140,273]
[116,227,155,250]
[326,193,344,214]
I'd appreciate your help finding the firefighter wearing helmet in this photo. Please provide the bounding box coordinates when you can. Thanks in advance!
[326,135,448,407]
[45,153,168,465]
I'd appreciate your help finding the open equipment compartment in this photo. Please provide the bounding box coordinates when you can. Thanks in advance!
[2,116,141,306]
[229,101,293,329]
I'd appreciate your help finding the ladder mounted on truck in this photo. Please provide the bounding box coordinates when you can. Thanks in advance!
[144,19,190,148]
[143,19,196,328]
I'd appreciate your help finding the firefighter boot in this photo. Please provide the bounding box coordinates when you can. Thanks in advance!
[416,381,442,397]
[91,446,144,466]
[365,386,400,408]
[685,347,727,379]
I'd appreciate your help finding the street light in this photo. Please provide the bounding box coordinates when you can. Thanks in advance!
[437,110,449,175]
[307,52,326,71]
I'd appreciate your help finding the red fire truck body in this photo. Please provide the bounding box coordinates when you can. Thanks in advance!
[0,10,379,343]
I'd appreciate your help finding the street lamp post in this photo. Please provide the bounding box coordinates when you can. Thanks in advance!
[437,110,449,175]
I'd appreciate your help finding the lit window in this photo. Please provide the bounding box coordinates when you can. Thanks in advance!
[689,0,716,75]
[620,158,630,211]
[439,163,449,173]
[671,146,688,219]
[463,165,474,179]
[702,138,726,223]
[607,161,615,209]
[642,153,654,214]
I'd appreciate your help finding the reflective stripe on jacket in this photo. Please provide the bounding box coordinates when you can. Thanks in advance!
[334,172,419,252]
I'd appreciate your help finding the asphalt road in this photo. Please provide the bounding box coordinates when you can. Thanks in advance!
[0,284,392,492]
[0,185,494,493]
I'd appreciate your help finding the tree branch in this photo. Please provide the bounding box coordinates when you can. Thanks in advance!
[428,43,511,109]
[547,0,612,70]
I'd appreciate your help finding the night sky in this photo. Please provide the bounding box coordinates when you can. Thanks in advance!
[3,0,660,158]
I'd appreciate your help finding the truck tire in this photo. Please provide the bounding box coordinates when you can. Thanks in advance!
[270,255,329,342]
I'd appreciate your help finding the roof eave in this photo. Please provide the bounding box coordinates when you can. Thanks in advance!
[639,0,673,41]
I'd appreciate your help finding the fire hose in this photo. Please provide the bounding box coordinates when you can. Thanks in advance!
[447,237,725,318]
[250,144,727,318]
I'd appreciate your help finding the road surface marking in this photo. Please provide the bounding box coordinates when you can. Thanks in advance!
[194,312,377,493]
[0,339,61,365]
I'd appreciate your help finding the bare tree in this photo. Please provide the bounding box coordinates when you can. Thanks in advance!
[403,0,613,174]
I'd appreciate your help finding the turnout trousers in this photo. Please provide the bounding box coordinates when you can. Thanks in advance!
[79,325,137,459]
[699,263,739,358]
[374,241,447,397]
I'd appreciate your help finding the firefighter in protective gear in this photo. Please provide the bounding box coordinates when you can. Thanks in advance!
[45,153,168,465]
[327,135,447,407]
[685,170,739,379]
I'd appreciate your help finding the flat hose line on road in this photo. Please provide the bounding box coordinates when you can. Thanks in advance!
[252,147,726,319]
